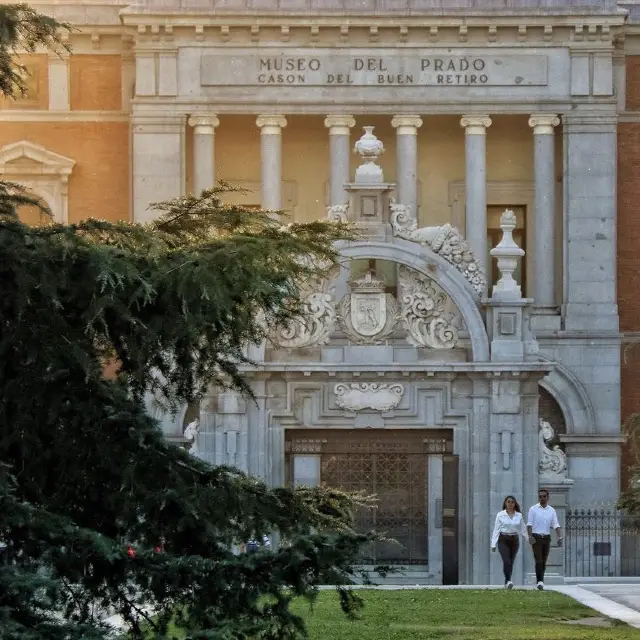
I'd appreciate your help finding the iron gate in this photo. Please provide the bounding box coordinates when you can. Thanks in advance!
[565,508,640,577]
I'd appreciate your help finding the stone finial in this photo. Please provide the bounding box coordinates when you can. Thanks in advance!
[490,209,525,300]
[353,126,384,183]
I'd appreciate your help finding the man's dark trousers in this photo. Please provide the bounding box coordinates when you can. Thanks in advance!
[532,533,551,582]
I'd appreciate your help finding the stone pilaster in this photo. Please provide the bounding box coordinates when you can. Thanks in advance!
[324,115,355,206]
[460,115,491,285]
[188,114,219,194]
[132,113,185,222]
[256,115,287,211]
[562,114,618,331]
[529,114,560,309]
[391,115,423,219]
[48,52,69,111]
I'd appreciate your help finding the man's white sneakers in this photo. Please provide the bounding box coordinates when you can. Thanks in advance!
[537,581,544,590]
[506,581,514,590]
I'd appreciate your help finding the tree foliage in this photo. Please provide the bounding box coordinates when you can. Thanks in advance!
[0,5,379,639]
[617,414,640,516]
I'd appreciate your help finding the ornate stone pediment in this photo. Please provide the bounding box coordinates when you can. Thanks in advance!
[334,382,404,412]
[337,270,400,345]
[390,201,486,296]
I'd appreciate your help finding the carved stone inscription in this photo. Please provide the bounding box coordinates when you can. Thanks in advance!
[201,50,548,87]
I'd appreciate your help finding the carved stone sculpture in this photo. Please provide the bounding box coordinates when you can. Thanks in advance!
[390,201,486,296]
[398,266,459,349]
[334,382,404,412]
[183,419,200,457]
[327,203,349,223]
[539,419,568,480]
[272,265,338,348]
[338,270,400,345]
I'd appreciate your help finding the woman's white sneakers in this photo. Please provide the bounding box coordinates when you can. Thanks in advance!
[537,581,545,590]
[506,581,514,589]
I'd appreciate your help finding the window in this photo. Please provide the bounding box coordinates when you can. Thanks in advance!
[487,205,526,296]
[0,140,75,223]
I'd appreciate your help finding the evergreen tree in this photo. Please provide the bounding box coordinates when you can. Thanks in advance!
[0,5,377,639]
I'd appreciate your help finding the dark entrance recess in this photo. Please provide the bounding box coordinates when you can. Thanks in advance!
[285,428,458,583]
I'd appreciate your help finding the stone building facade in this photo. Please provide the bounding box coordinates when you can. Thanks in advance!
[5,0,640,584]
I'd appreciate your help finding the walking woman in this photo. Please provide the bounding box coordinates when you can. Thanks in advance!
[491,495,527,589]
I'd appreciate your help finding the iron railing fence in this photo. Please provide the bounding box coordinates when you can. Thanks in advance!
[565,508,640,577]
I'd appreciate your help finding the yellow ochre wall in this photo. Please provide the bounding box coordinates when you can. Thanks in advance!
[214,114,533,226]
[1,53,129,224]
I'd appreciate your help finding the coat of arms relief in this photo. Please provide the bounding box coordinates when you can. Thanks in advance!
[272,263,463,350]
[337,270,400,344]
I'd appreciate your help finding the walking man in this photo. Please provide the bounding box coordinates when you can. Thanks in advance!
[527,488,562,590]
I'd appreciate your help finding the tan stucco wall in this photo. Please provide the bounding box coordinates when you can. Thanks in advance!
[0,121,130,223]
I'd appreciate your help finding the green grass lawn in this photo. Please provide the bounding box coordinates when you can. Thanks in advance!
[286,589,640,640]
[149,589,640,639]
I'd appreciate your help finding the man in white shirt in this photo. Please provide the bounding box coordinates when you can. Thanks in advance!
[527,488,562,590]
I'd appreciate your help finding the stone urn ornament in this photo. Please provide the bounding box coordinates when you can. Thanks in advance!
[354,125,385,183]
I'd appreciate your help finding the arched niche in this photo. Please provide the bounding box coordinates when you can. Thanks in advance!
[538,355,596,435]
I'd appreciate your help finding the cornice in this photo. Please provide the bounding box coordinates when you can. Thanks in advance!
[121,14,626,29]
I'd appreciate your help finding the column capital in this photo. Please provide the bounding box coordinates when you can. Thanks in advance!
[391,115,423,134]
[188,114,220,134]
[528,113,560,135]
[256,115,287,134]
[324,115,356,134]
[460,115,492,135]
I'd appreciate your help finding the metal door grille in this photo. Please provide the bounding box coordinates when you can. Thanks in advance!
[285,429,452,566]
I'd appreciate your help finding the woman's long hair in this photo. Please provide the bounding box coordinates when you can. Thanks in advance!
[502,495,521,513]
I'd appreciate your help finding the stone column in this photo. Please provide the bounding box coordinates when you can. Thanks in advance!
[529,114,560,308]
[132,113,186,222]
[391,115,423,218]
[188,114,219,194]
[324,115,356,206]
[256,115,287,211]
[460,115,492,280]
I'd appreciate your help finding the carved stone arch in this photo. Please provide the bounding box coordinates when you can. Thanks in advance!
[337,239,490,362]
[0,140,75,223]
[538,354,596,435]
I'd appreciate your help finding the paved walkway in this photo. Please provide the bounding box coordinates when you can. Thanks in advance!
[549,585,640,629]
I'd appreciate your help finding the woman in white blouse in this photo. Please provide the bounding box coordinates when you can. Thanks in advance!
[491,495,528,589]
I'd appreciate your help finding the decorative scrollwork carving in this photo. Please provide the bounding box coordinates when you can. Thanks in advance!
[327,203,349,222]
[398,266,459,349]
[275,292,336,348]
[272,263,339,348]
[390,201,486,296]
[334,382,404,412]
